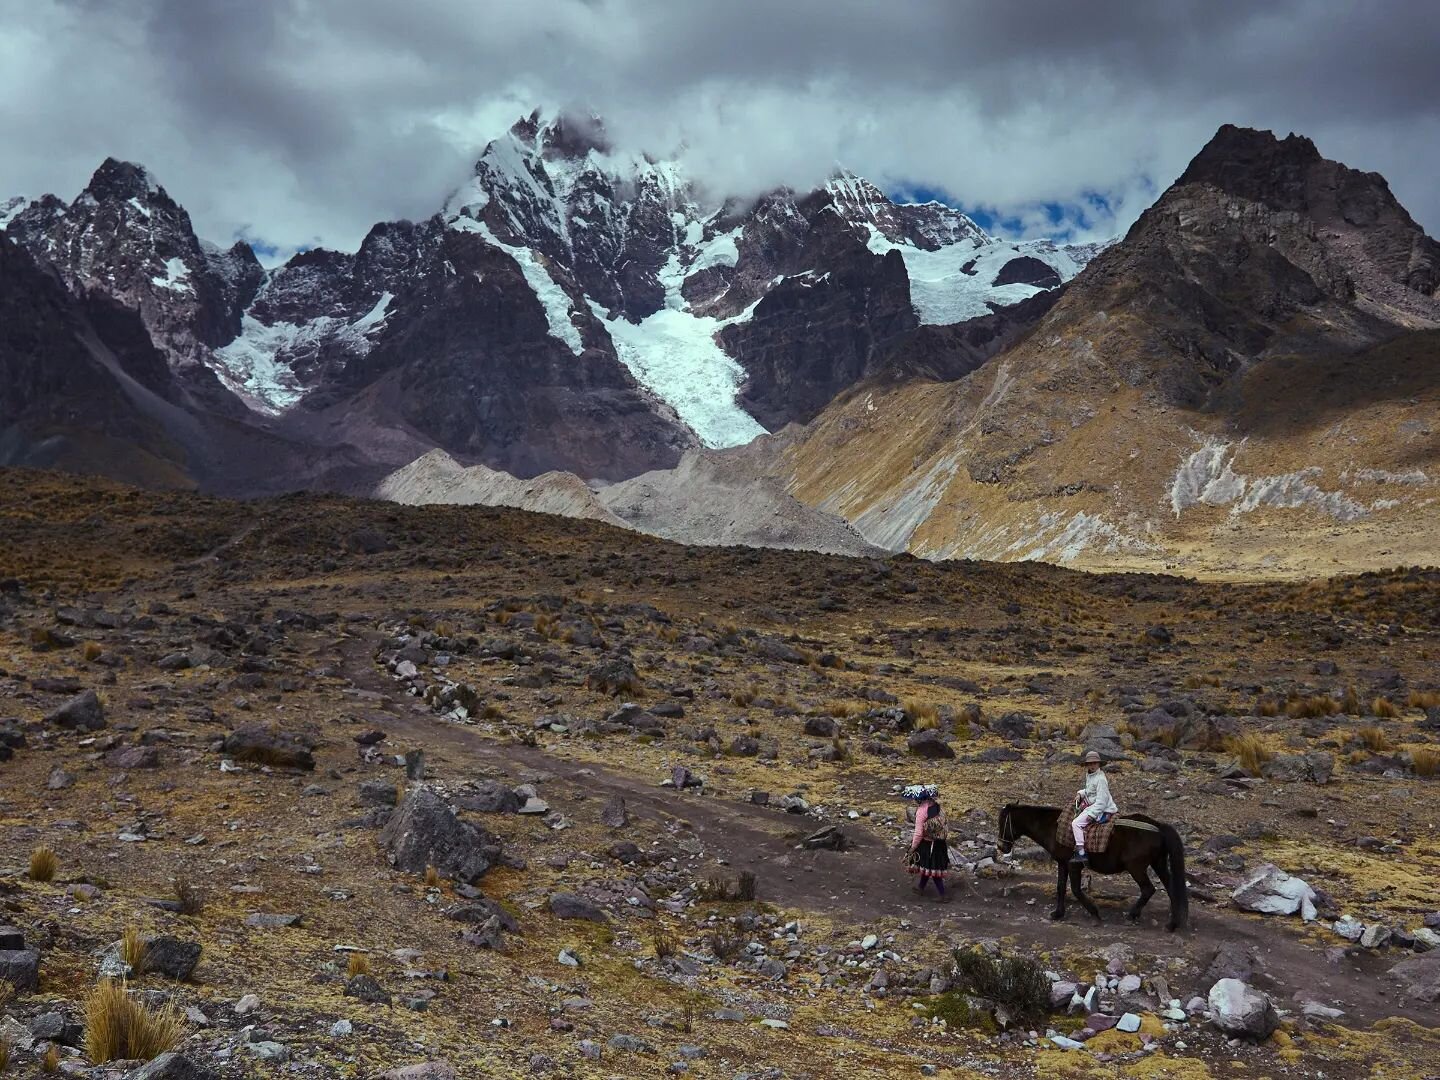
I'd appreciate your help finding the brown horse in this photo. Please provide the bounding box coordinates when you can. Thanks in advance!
[995,804,1189,932]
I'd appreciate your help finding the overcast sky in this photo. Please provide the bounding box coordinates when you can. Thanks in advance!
[2,0,1438,259]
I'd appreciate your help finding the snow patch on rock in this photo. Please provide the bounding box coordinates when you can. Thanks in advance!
[150,257,192,295]
[1170,440,1370,521]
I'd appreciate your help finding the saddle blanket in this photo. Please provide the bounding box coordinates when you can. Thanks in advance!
[1056,814,1116,853]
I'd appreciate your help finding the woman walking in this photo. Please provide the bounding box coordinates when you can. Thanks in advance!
[902,784,951,901]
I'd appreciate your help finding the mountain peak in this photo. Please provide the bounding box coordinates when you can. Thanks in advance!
[1176,124,1327,211]
[83,158,167,205]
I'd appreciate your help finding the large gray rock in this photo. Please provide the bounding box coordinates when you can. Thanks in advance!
[1390,951,1440,1003]
[1207,979,1278,1039]
[1203,941,1261,985]
[46,689,105,730]
[455,780,520,814]
[1261,752,1333,784]
[0,948,39,990]
[906,729,954,759]
[142,936,202,980]
[222,724,315,770]
[549,892,606,922]
[126,1053,221,1080]
[379,786,503,883]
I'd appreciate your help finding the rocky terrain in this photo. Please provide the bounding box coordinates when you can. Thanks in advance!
[0,467,1437,1078]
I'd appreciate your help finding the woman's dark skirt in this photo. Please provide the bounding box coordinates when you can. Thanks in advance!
[907,839,950,879]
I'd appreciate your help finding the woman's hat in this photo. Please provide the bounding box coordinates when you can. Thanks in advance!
[1082,750,1102,764]
[901,783,939,800]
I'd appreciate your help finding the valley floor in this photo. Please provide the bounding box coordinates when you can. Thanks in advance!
[0,468,1437,1078]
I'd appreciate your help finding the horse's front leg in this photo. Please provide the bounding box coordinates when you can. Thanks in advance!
[1051,859,1068,920]
[1069,864,1102,924]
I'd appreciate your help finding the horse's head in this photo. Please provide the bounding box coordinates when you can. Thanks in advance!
[995,804,1015,857]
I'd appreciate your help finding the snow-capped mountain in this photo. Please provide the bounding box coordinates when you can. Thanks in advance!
[0,111,1105,491]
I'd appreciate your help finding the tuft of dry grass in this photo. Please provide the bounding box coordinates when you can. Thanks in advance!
[1408,690,1440,710]
[1357,726,1392,752]
[82,641,104,662]
[0,979,12,1014]
[83,980,184,1064]
[345,953,371,978]
[119,927,147,971]
[41,1045,60,1073]
[1255,697,1281,718]
[423,865,441,888]
[1410,748,1440,777]
[729,687,756,708]
[651,925,677,960]
[903,699,940,730]
[28,846,58,882]
[1341,686,1362,715]
[0,1037,9,1073]
[1371,697,1400,719]
[172,878,206,916]
[1285,694,1339,719]
[1183,674,1222,689]
[1225,733,1273,775]
[825,699,866,719]
[706,927,745,963]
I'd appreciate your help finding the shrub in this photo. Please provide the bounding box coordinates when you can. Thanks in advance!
[706,927,745,963]
[1224,733,1272,775]
[173,878,206,916]
[735,870,757,902]
[1408,690,1440,710]
[1411,748,1440,777]
[1371,697,1400,719]
[28,846,58,882]
[83,980,184,1064]
[651,925,677,960]
[694,870,758,903]
[345,953,371,978]
[925,990,996,1032]
[119,927,147,971]
[1341,686,1362,715]
[1358,726,1392,752]
[950,949,1051,1029]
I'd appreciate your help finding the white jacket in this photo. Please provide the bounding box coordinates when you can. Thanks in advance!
[1079,769,1118,814]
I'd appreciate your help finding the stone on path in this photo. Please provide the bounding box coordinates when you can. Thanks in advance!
[1232,863,1319,921]
[1208,978,1279,1039]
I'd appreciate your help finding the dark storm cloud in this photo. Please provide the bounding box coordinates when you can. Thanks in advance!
[2,0,1437,257]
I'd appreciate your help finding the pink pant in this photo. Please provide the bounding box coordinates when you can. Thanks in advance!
[1072,805,1105,849]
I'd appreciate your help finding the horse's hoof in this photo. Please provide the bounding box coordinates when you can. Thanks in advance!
[1049,910,1065,921]
[1124,913,1139,924]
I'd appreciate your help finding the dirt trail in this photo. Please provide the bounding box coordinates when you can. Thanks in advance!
[340,633,1429,1028]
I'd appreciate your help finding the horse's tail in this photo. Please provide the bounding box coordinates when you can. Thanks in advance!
[1159,822,1189,930]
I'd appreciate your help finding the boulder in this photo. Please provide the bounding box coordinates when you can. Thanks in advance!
[344,973,392,1004]
[106,745,161,769]
[549,892,606,922]
[1232,863,1319,921]
[599,795,628,829]
[0,948,40,990]
[804,716,839,738]
[379,787,504,884]
[1261,752,1334,784]
[222,724,315,770]
[45,689,105,731]
[455,780,520,814]
[991,712,1034,740]
[906,729,954,759]
[1389,951,1440,1003]
[142,936,202,980]
[1207,979,1278,1039]
[584,658,639,696]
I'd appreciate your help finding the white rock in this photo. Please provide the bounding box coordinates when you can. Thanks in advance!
[1232,863,1318,921]
[234,994,261,1016]
[1332,915,1365,941]
[1207,979,1278,1039]
[1360,924,1392,949]
[1116,1013,1141,1033]
[1412,928,1440,951]
[861,934,878,950]
[330,1019,352,1036]
[1049,1035,1086,1050]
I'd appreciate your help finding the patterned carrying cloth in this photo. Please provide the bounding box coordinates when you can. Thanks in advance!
[1056,814,1116,853]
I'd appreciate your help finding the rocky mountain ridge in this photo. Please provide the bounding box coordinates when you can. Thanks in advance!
[1,112,1099,491]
